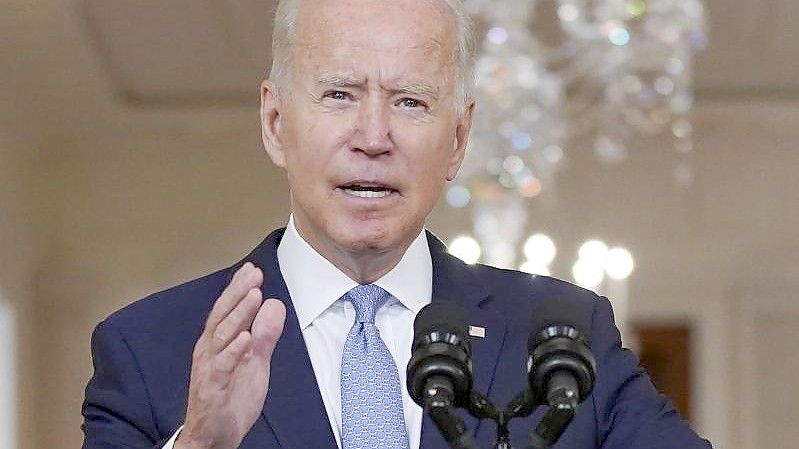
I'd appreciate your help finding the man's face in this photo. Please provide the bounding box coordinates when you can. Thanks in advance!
[261,0,473,261]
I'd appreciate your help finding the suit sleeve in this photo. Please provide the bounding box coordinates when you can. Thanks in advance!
[589,296,712,449]
[82,320,171,449]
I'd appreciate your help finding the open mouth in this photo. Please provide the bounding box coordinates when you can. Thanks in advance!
[338,182,398,199]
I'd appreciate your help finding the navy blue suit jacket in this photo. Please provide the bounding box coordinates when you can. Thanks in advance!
[82,229,711,449]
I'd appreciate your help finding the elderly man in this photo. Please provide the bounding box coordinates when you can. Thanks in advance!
[82,0,711,449]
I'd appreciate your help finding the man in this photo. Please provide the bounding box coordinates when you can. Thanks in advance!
[82,0,712,448]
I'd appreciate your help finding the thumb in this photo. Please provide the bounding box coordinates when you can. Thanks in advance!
[251,298,286,362]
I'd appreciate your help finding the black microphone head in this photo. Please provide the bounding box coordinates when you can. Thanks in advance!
[527,297,597,403]
[407,301,473,407]
[413,301,469,348]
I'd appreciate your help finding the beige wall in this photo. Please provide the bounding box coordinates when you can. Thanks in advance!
[1,136,50,449]
[22,112,292,449]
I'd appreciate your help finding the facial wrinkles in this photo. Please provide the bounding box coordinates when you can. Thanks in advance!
[286,0,465,110]
[302,54,453,122]
[294,1,456,92]
[313,71,439,99]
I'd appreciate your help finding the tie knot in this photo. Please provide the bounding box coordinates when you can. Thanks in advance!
[345,284,390,324]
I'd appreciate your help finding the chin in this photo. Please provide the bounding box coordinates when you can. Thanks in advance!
[332,214,413,252]
[335,227,394,254]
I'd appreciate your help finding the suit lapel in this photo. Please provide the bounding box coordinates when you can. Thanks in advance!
[421,232,508,448]
[247,229,338,449]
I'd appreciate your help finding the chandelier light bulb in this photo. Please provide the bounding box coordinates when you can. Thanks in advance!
[557,4,579,22]
[448,235,482,265]
[626,0,647,17]
[523,233,557,266]
[608,27,631,46]
[445,185,471,208]
[486,26,509,45]
[572,258,605,289]
[542,145,564,164]
[578,239,609,265]
[605,247,635,280]
[655,76,676,96]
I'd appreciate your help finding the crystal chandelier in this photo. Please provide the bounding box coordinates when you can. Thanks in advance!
[449,0,708,268]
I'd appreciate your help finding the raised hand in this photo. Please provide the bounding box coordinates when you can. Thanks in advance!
[175,262,286,449]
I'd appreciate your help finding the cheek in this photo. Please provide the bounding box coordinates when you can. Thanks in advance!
[398,146,453,215]
[284,116,351,172]
[404,133,456,180]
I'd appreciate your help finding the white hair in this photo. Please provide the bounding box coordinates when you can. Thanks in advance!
[268,0,476,116]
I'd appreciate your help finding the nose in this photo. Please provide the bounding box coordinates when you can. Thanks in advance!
[352,97,393,156]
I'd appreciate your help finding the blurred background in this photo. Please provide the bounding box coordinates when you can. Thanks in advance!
[1,1,798,449]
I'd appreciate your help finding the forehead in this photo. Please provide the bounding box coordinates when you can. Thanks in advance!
[292,0,457,83]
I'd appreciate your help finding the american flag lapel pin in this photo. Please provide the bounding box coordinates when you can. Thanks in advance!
[468,325,486,338]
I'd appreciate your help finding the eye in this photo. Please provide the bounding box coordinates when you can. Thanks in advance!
[398,98,425,109]
[323,90,351,101]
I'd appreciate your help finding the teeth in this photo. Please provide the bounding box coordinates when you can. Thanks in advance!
[343,188,390,198]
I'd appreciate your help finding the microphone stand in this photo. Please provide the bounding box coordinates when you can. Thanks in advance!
[518,388,578,449]
[428,387,579,449]
[424,375,481,449]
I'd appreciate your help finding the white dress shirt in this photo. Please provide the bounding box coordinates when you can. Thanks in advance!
[162,217,432,449]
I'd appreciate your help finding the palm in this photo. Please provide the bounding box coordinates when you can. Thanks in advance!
[177,263,286,449]
[227,304,282,436]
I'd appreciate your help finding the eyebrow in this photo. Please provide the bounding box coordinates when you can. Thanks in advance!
[315,73,365,88]
[395,83,439,99]
[314,73,438,99]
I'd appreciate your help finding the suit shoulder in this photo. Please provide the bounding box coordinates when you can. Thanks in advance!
[469,264,602,327]
[474,264,599,301]
[101,267,233,335]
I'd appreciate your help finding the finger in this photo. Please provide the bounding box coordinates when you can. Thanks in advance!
[205,263,263,331]
[212,288,262,352]
[250,298,286,364]
[211,330,252,388]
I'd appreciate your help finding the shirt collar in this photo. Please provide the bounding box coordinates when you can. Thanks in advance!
[277,215,432,330]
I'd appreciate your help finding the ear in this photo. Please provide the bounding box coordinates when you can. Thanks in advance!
[260,80,286,168]
[446,99,475,181]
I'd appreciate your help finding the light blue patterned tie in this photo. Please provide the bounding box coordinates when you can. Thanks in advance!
[341,284,410,449]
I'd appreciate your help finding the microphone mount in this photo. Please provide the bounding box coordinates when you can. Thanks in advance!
[444,386,578,449]
[422,323,595,449]
[409,302,595,449]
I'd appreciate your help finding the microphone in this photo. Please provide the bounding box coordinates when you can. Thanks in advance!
[407,302,479,449]
[527,299,596,407]
[407,301,473,408]
[524,299,597,449]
